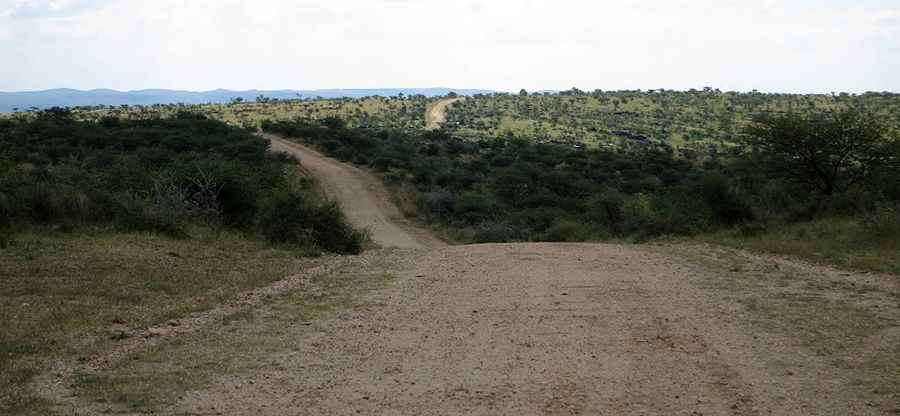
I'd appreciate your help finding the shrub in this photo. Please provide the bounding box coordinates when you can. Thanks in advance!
[421,190,456,219]
[453,191,500,225]
[257,188,313,246]
[0,111,369,255]
[114,193,187,238]
[540,219,590,242]
[756,179,800,219]
[861,203,900,240]
[587,189,625,235]
[307,202,365,254]
[0,192,11,230]
[646,191,713,236]
[257,188,364,254]
[474,222,517,243]
[699,173,754,226]
[621,193,655,234]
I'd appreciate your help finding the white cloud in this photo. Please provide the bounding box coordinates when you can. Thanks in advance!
[872,9,900,24]
[1,0,898,92]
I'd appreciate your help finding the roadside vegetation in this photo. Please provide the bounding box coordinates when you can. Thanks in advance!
[264,106,899,272]
[0,108,363,252]
[0,109,364,414]
[0,231,300,414]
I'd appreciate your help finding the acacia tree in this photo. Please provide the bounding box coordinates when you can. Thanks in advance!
[743,109,896,196]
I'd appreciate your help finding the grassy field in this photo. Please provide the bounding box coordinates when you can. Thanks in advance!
[0,230,303,415]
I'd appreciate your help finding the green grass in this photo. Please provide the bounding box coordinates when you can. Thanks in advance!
[698,217,900,275]
[0,230,302,415]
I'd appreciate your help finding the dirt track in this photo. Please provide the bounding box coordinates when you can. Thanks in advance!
[425,97,462,130]
[35,135,898,415]
[172,241,898,416]
[170,136,898,415]
[266,134,443,249]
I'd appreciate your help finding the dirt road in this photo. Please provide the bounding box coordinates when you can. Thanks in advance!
[266,134,443,249]
[425,97,463,130]
[37,135,898,414]
[171,136,898,415]
[169,238,900,415]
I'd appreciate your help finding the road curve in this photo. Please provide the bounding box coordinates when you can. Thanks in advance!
[32,133,896,415]
[265,133,444,250]
[425,97,463,130]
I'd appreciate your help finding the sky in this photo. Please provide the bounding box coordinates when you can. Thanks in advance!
[1,0,899,93]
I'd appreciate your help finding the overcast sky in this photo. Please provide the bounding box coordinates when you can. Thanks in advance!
[1,0,899,93]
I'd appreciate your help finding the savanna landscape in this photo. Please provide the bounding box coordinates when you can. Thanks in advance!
[3,1,900,415]
[2,88,898,415]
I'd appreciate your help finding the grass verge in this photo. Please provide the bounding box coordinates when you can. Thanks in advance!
[656,242,899,411]
[697,217,900,275]
[0,230,302,415]
[71,262,395,413]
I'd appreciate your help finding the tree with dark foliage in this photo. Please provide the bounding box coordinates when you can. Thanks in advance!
[743,109,897,196]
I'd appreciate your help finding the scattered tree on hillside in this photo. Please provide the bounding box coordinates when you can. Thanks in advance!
[743,109,897,196]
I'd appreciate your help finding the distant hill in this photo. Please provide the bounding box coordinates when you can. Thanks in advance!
[0,88,496,113]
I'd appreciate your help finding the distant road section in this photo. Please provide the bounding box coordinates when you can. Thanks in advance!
[265,134,444,250]
[425,97,463,130]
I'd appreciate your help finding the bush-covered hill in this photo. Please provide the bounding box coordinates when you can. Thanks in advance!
[263,113,899,271]
[0,109,363,253]
[442,90,900,153]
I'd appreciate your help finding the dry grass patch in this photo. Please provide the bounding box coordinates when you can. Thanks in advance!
[71,263,394,413]
[0,230,301,415]
[698,217,900,275]
[657,242,900,410]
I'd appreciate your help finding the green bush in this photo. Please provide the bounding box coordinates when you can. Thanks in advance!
[646,191,713,236]
[258,188,313,245]
[0,192,11,230]
[264,116,897,244]
[699,173,754,226]
[307,202,365,254]
[756,180,800,219]
[474,222,517,243]
[257,188,364,254]
[622,194,655,234]
[861,203,900,240]
[540,219,590,242]
[0,111,364,255]
[114,193,188,238]
[587,189,625,235]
